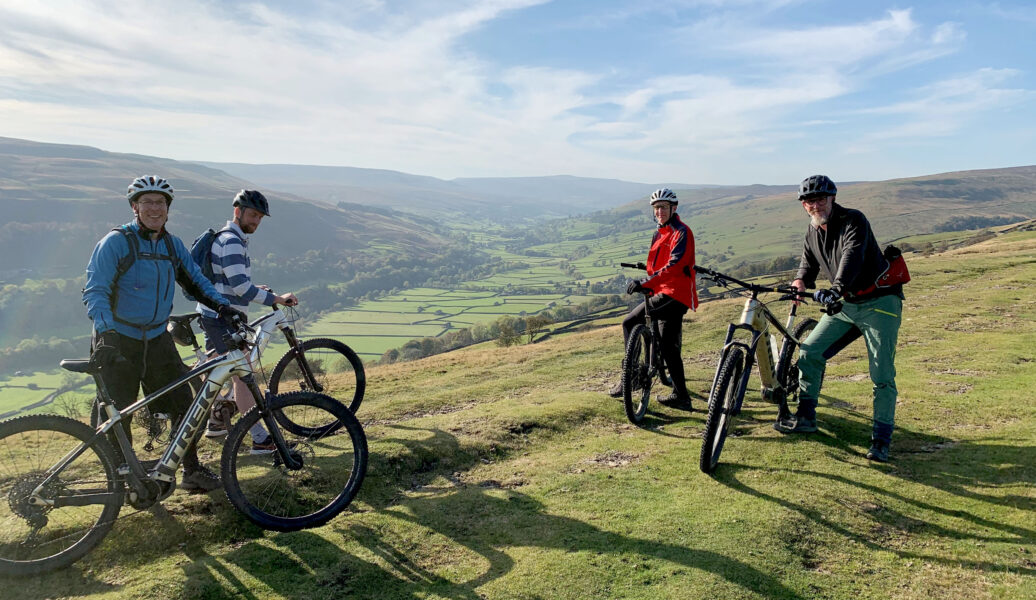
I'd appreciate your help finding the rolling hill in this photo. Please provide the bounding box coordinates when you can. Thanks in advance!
[543,167,1036,271]
[0,137,454,281]
[201,161,697,221]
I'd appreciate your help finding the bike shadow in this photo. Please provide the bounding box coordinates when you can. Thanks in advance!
[171,423,808,599]
[711,458,1035,578]
[723,391,1036,513]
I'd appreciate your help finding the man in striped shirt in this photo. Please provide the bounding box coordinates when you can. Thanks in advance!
[198,190,298,452]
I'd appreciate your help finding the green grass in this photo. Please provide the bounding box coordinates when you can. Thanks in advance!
[5,230,1034,598]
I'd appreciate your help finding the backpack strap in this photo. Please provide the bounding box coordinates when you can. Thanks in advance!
[110,226,180,331]
[109,225,139,318]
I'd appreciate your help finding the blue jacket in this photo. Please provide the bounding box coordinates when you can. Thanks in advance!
[84,220,228,339]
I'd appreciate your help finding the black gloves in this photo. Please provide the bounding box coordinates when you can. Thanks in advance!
[217,304,248,326]
[91,332,126,368]
[626,279,645,295]
[813,288,841,305]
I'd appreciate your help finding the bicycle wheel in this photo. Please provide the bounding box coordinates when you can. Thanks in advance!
[699,347,746,474]
[221,391,367,532]
[775,318,818,406]
[0,414,123,576]
[622,325,652,424]
[268,339,365,435]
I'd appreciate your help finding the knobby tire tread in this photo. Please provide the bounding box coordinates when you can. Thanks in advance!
[221,391,367,532]
[0,414,123,576]
[622,325,651,424]
[699,348,746,474]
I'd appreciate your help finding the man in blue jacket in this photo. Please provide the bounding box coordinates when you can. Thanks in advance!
[83,175,245,492]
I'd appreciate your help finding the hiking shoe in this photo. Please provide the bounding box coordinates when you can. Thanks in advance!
[250,436,277,455]
[607,382,623,398]
[205,399,236,438]
[866,441,890,463]
[181,465,222,493]
[774,415,817,434]
[657,391,693,411]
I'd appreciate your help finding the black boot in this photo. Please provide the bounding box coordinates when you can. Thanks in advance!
[657,391,693,411]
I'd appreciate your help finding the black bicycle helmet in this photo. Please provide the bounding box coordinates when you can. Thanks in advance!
[167,318,198,347]
[233,189,271,216]
[650,188,678,206]
[798,175,837,200]
[127,175,174,206]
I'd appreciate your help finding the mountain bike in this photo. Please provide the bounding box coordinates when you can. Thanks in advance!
[618,262,674,424]
[0,313,368,576]
[694,266,830,474]
[89,304,365,443]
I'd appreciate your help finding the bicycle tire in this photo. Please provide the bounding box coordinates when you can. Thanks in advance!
[775,318,818,406]
[622,325,652,424]
[699,347,746,474]
[0,414,123,576]
[221,391,367,531]
[268,338,365,435]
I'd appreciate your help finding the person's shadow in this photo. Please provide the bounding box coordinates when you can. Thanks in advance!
[704,394,1035,577]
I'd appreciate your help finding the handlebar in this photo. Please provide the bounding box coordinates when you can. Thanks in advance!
[694,264,843,314]
[620,262,647,271]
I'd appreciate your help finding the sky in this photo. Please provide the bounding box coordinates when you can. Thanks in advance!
[1,0,1034,185]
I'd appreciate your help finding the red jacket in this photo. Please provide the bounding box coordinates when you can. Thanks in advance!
[644,213,698,310]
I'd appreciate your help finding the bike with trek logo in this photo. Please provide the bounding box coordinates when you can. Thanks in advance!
[0,311,368,576]
[89,302,366,450]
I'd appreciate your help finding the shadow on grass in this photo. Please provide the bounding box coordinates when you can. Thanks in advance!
[179,422,809,598]
[713,460,1035,578]
[357,423,806,598]
[705,400,1036,578]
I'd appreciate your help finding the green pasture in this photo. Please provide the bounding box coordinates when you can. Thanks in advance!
[0,371,74,416]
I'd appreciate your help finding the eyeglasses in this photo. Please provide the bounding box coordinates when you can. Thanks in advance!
[136,198,168,207]
[800,195,830,205]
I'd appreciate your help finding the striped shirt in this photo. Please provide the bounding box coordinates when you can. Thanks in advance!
[197,221,275,318]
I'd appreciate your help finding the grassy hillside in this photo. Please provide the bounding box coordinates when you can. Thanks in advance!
[541,167,1036,273]
[0,137,453,280]
[7,230,1034,599]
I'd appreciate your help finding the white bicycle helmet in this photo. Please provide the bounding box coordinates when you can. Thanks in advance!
[127,175,174,205]
[650,188,678,206]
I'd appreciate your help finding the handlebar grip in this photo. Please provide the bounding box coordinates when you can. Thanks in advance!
[620,262,647,270]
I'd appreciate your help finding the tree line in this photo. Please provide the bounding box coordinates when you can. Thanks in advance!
[378,294,626,364]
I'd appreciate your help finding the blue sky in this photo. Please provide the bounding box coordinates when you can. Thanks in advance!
[0,0,1033,184]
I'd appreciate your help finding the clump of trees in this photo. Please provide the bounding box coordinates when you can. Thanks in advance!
[379,294,625,364]
[933,215,1021,233]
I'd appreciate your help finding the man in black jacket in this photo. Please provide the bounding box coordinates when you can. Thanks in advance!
[776,175,904,463]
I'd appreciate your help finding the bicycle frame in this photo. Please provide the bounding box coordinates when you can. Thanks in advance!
[712,294,803,403]
[31,311,295,506]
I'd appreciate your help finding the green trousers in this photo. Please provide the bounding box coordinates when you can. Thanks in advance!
[796,294,902,443]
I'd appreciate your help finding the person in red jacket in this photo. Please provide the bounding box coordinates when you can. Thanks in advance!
[608,188,699,409]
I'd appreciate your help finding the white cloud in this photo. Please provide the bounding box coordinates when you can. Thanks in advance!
[0,1,1029,184]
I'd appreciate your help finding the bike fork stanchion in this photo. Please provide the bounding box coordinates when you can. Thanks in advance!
[247,378,303,469]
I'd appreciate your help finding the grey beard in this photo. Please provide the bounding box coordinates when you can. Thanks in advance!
[811,213,829,227]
